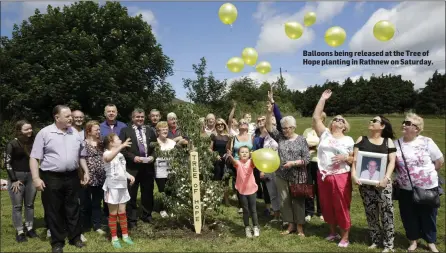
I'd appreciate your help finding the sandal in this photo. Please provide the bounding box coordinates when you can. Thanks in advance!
[280,230,296,235]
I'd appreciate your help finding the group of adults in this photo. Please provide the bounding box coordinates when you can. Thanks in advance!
[4,89,444,253]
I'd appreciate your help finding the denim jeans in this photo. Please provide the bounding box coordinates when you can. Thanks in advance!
[239,193,258,227]
[8,171,37,232]
[80,186,105,231]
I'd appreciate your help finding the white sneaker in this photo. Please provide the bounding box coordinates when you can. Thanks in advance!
[46,229,51,238]
[305,215,312,222]
[319,215,324,221]
[95,229,106,235]
[160,211,169,218]
[253,226,260,237]
[238,208,243,214]
[245,227,253,238]
[368,243,378,249]
[80,234,87,242]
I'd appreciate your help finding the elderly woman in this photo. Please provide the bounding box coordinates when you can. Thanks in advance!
[166,112,188,146]
[302,112,326,222]
[154,121,180,218]
[266,91,310,236]
[351,116,397,252]
[204,113,216,136]
[312,90,354,247]
[394,113,443,253]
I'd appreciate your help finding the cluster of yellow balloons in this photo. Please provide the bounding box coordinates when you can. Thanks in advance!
[220,3,272,74]
[284,11,316,40]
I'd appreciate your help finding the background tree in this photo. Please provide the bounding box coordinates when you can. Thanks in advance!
[0,1,174,122]
[415,71,446,115]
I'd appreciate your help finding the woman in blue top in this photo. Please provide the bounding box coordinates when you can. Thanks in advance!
[226,118,254,213]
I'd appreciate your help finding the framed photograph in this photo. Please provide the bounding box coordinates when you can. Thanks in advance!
[355,151,388,185]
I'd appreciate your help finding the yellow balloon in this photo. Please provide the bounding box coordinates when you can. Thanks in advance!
[218,3,238,25]
[252,148,280,173]
[304,12,317,27]
[226,57,244,73]
[373,20,395,42]
[241,48,258,66]
[324,26,347,47]
[284,22,304,40]
[255,61,271,74]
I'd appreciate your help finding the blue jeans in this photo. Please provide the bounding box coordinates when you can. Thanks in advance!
[80,186,104,231]
[8,172,37,232]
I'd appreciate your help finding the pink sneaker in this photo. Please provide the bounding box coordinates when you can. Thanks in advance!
[325,234,341,241]
[338,240,349,248]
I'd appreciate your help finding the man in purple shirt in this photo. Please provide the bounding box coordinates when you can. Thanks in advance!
[30,105,89,253]
[100,104,127,139]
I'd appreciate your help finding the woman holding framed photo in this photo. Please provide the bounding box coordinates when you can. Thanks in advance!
[351,116,397,253]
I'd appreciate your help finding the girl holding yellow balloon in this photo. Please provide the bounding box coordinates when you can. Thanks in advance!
[265,90,310,236]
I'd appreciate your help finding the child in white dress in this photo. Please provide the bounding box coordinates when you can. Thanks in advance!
[102,133,135,249]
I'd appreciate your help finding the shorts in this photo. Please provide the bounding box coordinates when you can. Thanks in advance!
[104,188,131,205]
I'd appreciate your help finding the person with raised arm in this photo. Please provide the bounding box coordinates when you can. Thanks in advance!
[312,90,354,248]
[228,100,239,137]
[265,88,310,237]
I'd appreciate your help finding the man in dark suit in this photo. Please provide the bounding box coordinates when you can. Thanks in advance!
[119,108,157,228]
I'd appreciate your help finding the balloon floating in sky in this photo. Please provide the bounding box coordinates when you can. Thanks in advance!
[252,148,280,173]
[226,57,244,73]
[218,3,238,25]
[256,61,271,74]
[324,26,347,47]
[373,20,396,42]
[304,12,317,27]
[284,22,304,40]
[241,47,258,66]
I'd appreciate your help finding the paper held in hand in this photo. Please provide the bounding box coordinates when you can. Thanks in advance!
[190,151,202,234]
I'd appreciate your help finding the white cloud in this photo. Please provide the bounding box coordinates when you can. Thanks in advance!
[127,7,159,37]
[354,2,366,14]
[228,72,308,91]
[254,2,347,55]
[321,2,445,89]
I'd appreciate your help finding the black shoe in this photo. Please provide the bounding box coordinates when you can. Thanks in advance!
[69,240,85,248]
[141,216,153,223]
[25,229,38,238]
[16,233,28,243]
[51,245,64,253]
[128,222,137,230]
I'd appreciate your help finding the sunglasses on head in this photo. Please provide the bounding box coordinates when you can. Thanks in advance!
[402,120,418,128]
[332,118,345,123]
[370,119,381,124]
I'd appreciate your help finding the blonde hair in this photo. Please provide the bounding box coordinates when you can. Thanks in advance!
[330,115,350,133]
[155,121,169,131]
[215,118,229,135]
[405,112,424,132]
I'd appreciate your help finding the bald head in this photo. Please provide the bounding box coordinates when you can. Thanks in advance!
[72,110,85,128]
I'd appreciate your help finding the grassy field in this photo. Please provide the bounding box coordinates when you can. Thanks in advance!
[1,116,445,252]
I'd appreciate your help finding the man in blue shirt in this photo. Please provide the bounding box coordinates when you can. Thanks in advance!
[100,104,127,139]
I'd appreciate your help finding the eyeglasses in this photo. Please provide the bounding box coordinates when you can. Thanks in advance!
[370,119,381,124]
[402,120,418,128]
[332,118,345,123]
[216,123,224,127]
[257,119,265,123]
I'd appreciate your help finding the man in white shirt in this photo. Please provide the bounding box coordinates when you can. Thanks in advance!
[360,160,380,181]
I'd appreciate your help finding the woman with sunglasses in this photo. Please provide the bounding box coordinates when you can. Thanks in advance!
[266,89,310,236]
[351,116,397,252]
[312,89,354,248]
[209,118,231,205]
[253,114,277,219]
[394,113,443,253]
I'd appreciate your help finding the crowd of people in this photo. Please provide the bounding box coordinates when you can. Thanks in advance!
[3,89,444,253]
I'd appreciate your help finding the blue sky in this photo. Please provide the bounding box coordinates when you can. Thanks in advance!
[1,1,445,101]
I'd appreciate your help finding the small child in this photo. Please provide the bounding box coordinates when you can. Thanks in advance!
[102,133,135,248]
[226,146,259,238]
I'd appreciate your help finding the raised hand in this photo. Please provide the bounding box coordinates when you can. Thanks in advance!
[121,138,132,148]
[321,89,332,100]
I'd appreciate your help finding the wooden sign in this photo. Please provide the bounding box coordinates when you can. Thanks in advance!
[190,151,202,234]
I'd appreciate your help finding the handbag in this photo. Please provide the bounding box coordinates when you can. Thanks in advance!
[397,140,440,208]
[289,160,314,199]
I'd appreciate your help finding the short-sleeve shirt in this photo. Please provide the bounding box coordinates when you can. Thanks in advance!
[317,129,354,181]
[80,141,105,186]
[103,151,128,189]
[394,136,443,190]
[234,159,258,195]
[155,139,177,179]
[30,124,83,172]
[232,135,253,160]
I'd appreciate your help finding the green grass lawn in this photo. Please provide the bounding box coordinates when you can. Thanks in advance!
[1,116,445,252]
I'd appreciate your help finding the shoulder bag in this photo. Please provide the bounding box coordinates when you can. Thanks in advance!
[397,140,440,208]
[289,146,314,199]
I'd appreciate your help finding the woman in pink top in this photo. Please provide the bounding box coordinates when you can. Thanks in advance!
[227,146,259,238]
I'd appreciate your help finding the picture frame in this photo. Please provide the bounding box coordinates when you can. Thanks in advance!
[355,151,388,186]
